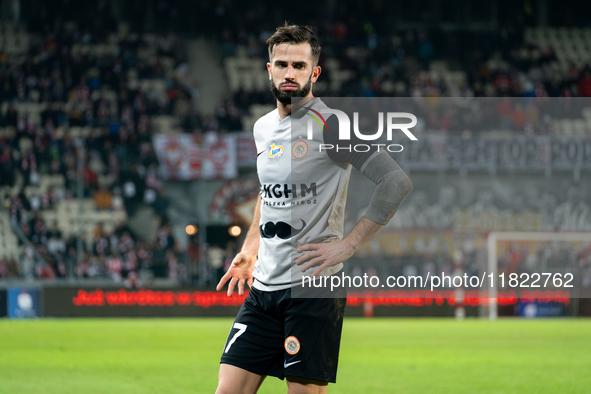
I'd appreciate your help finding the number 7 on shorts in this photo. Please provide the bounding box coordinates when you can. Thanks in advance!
[224,323,247,353]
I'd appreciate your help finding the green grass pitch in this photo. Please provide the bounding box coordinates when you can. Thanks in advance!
[1,318,590,393]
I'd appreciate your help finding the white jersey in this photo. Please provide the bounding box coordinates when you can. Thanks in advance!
[252,98,351,291]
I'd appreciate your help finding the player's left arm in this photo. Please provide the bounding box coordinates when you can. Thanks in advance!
[296,150,413,276]
[216,195,261,296]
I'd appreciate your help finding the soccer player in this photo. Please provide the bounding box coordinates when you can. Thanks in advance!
[215,24,413,394]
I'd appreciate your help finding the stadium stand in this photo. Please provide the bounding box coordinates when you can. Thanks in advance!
[2,0,591,287]
[0,16,193,283]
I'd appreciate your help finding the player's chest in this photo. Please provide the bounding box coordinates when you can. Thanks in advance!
[256,129,330,183]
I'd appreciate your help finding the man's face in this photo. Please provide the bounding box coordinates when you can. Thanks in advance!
[267,42,321,104]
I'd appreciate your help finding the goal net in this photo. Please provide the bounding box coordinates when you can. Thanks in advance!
[486,232,591,320]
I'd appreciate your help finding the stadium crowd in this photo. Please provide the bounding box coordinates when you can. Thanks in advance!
[2,1,591,283]
[173,3,591,141]
[208,2,591,99]
[0,13,194,282]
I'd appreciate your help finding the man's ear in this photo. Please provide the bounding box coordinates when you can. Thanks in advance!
[267,62,272,81]
[311,66,321,83]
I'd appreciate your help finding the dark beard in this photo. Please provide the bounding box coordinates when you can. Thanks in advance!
[271,76,312,104]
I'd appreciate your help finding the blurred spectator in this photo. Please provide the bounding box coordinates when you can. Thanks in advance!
[94,186,113,209]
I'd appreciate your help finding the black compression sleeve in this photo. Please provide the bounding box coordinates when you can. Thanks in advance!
[361,151,413,225]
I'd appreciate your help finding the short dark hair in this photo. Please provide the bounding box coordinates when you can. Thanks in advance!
[266,23,321,66]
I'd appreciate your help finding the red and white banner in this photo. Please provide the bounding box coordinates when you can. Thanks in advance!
[235,133,257,167]
[153,132,237,180]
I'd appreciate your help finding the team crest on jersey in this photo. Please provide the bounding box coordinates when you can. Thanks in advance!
[269,143,284,158]
[284,336,300,355]
[292,140,308,159]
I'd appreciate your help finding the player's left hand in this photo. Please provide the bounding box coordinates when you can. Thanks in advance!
[295,240,355,276]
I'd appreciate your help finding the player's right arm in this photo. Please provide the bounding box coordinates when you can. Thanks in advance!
[216,195,261,297]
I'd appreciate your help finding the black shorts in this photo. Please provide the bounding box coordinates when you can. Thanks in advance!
[220,286,347,383]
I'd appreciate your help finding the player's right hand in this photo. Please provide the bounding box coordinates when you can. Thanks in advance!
[216,251,256,297]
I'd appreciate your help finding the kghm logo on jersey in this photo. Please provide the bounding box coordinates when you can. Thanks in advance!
[284,336,300,355]
[269,143,284,158]
[292,140,308,159]
[260,183,318,206]
[261,183,316,198]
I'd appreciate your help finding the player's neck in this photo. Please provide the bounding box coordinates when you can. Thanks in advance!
[277,95,315,120]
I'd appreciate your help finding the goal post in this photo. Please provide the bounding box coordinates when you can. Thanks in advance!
[487,231,591,320]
